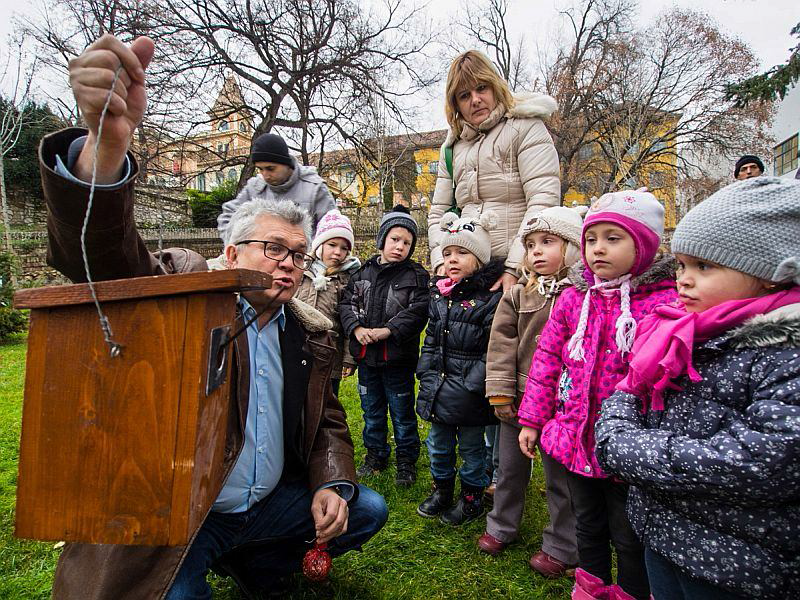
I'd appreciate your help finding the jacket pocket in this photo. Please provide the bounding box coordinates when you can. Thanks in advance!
[462,360,487,396]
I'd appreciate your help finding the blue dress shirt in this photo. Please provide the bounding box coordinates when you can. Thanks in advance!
[213,299,286,513]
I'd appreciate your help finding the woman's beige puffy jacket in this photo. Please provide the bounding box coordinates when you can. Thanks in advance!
[428,93,561,273]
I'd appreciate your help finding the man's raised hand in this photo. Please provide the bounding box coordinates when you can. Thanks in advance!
[69,34,154,183]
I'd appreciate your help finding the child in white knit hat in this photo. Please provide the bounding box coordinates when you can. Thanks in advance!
[517,189,678,599]
[596,177,800,600]
[478,205,586,581]
[415,211,505,526]
[294,209,361,395]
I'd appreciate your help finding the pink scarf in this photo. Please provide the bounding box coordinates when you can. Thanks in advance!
[617,286,800,412]
[436,277,459,296]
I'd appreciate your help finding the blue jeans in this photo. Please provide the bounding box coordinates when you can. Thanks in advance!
[645,547,747,600]
[357,365,420,462]
[165,481,388,599]
[426,423,489,488]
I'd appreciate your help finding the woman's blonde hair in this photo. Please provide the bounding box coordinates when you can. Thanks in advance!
[445,50,514,137]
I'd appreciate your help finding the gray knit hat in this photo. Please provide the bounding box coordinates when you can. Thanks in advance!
[671,177,800,284]
[439,211,498,265]
[377,204,418,255]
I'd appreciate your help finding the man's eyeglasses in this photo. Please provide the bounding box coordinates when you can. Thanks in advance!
[234,240,314,270]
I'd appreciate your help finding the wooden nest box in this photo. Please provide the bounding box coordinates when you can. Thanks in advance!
[13,269,272,546]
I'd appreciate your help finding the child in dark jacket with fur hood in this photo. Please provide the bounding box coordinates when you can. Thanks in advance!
[596,177,800,600]
[415,211,503,526]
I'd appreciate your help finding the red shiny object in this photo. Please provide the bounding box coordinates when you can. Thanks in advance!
[302,542,332,582]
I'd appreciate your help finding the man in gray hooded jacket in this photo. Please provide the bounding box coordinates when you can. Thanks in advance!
[218,133,335,243]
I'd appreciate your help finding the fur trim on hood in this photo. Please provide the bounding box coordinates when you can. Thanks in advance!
[507,92,558,120]
[729,303,800,350]
[287,297,333,332]
[568,254,677,292]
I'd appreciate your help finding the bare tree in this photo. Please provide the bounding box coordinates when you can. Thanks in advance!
[0,36,40,284]
[145,0,438,187]
[456,0,531,90]
[541,0,634,200]
[589,9,773,198]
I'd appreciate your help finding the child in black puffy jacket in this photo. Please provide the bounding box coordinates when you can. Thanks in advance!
[339,205,429,487]
[415,211,502,526]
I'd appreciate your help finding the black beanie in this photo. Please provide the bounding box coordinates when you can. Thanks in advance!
[251,133,293,167]
[377,204,418,256]
[734,154,764,178]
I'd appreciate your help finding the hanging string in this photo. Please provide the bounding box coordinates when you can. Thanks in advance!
[80,64,125,358]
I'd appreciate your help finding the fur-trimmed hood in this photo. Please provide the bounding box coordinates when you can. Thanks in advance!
[435,258,506,295]
[568,254,677,292]
[729,303,800,349]
[287,297,333,332]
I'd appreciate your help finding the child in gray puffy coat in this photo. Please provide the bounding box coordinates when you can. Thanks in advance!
[596,177,800,600]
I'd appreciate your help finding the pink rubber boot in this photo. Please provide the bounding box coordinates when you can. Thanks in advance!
[572,568,611,600]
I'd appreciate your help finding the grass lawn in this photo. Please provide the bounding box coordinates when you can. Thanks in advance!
[0,334,572,599]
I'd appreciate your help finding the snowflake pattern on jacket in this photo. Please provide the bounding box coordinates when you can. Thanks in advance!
[517,256,678,477]
[596,306,800,599]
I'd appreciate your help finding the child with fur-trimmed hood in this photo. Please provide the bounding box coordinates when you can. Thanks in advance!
[415,211,504,526]
[596,177,800,600]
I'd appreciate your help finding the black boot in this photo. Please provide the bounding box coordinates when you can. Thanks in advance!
[416,477,455,517]
[395,459,417,487]
[356,452,388,478]
[439,484,484,526]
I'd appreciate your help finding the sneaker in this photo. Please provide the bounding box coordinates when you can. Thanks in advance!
[416,478,455,517]
[356,453,388,478]
[395,461,417,487]
[439,486,484,526]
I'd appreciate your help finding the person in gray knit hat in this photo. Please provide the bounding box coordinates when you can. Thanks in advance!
[595,176,800,600]
[671,176,800,293]
[376,204,418,257]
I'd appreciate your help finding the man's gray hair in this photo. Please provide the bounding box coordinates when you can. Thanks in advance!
[225,198,313,247]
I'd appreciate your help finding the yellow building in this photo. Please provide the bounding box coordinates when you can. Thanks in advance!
[562,121,679,229]
[145,76,254,191]
[318,130,447,207]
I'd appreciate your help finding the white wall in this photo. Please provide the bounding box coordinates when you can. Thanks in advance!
[770,84,800,178]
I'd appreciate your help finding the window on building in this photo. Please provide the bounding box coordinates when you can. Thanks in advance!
[239,121,248,133]
[774,135,799,176]
[228,168,237,181]
[216,171,224,185]
[218,120,229,131]
[577,144,593,161]
[344,171,356,185]
[428,161,438,175]
[197,173,206,191]
[649,172,666,189]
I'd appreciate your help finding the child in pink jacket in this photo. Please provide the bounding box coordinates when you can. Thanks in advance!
[517,189,677,600]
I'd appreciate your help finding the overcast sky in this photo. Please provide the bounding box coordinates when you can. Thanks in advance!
[0,0,796,131]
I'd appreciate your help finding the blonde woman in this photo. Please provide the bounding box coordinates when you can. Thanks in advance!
[428,50,561,292]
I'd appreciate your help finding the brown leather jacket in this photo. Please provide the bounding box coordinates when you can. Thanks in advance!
[39,129,357,599]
